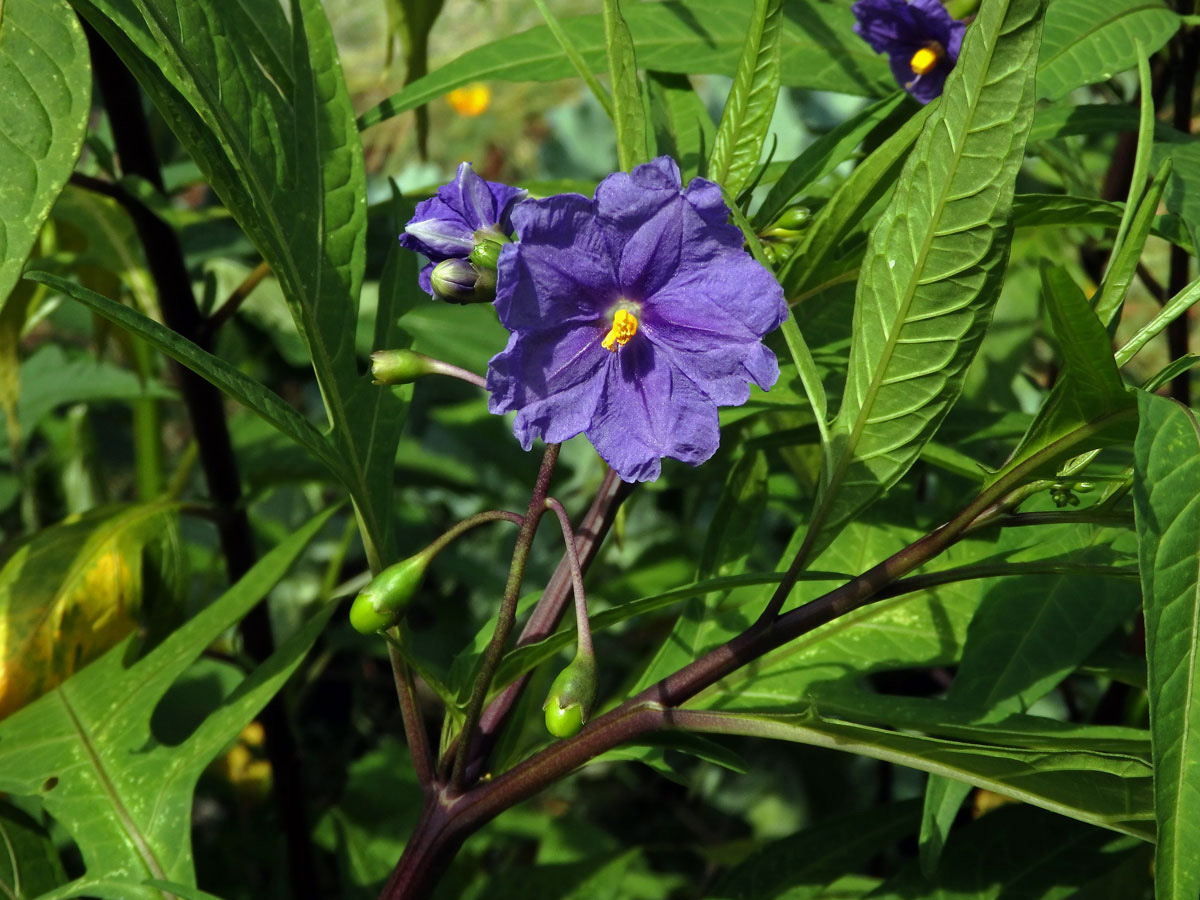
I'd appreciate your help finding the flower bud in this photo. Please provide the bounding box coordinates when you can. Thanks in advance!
[773,206,811,231]
[430,259,496,304]
[469,228,509,271]
[370,349,437,385]
[349,553,430,633]
[543,652,597,739]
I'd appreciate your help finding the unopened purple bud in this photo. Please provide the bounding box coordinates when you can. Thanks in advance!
[430,259,496,304]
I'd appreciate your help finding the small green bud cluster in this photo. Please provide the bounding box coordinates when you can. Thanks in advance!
[1049,481,1093,508]
[757,206,810,267]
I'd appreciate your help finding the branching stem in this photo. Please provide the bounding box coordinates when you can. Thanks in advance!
[449,444,561,791]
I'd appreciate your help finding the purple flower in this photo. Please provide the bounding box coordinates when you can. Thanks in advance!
[852,0,966,104]
[486,157,788,483]
[400,162,527,295]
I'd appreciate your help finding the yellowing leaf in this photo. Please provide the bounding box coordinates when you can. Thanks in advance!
[0,501,180,718]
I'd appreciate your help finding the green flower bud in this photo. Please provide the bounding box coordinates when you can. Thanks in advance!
[770,206,810,231]
[469,228,509,271]
[430,259,496,304]
[543,652,597,739]
[370,349,437,385]
[349,552,430,633]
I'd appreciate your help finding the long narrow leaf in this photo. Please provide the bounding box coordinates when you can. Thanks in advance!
[25,271,343,480]
[1094,158,1172,328]
[708,0,783,195]
[604,0,648,171]
[1133,391,1200,900]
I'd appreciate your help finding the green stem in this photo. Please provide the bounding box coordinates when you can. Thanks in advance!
[450,444,561,791]
[544,497,592,658]
[425,509,525,559]
[532,0,614,118]
[388,634,435,788]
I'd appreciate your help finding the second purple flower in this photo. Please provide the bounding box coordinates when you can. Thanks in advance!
[486,157,788,483]
[852,0,966,104]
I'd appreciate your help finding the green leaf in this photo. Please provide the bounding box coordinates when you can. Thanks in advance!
[875,805,1148,900]
[920,523,1141,872]
[1012,192,1193,254]
[604,0,648,171]
[0,501,180,719]
[24,271,343,481]
[646,72,713,181]
[778,104,933,303]
[1037,0,1180,101]
[677,709,1154,841]
[73,0,391,559]
[356,0,891,131]
[807,0,1044,558]
[988,265,1135,486]
[1132,391,1200,900]
[809,689,1151,758]
[700,451,769,579]
[0,0,91,307]
[0,0,92,453]
[0,509,336,899]
[0,343,174,452]
[708,0,783,195]
[708,802,919,900]
[1117,274,1200,367]
[1094,158,1172,329]
[1154,138,1200,256]
[0,800,69,898]
[753,91,910,230]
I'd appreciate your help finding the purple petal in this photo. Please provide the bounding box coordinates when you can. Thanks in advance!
[595,159,688,298]
[403,216,475,257]
[586,339,720,482]
[400,162,527,263]
[487,323,608,448]
[648,253,788,342]
[496,197,619,332]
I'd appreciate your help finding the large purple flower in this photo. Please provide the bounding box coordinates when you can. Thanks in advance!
[400,162,527,294]
[852,0,966,104]
[486,157,788,483]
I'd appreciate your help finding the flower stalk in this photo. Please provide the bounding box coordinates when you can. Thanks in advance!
[450,443,561,790]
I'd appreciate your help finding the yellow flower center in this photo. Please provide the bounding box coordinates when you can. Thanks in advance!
[601,308,639,351]
[910,44,942,76]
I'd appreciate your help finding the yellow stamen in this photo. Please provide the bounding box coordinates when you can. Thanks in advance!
[910,44,941,76]
[601,309,639,351]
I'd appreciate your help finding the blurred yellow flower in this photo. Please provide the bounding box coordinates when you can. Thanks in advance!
[448,83,491,117]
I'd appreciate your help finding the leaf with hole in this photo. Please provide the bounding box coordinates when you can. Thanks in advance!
[0,511,334,899]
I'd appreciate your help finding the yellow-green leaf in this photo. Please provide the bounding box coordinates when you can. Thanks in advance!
[0,502,179,718]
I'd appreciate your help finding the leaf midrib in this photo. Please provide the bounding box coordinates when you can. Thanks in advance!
[1039,3,1173,70]
[826,2,1015,528]
[56,689,169,886]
